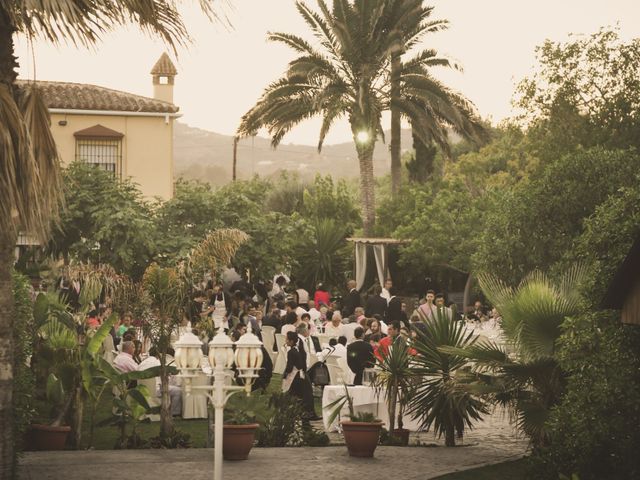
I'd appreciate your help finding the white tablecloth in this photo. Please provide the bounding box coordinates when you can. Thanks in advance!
[321,385,423,432]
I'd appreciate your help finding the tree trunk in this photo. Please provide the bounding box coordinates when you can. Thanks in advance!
[159,355,174,438]
[0,231,17,478]
[71,386,84,449]
[388,381,397,435]
[462,272,473,316]
[354,135,376,236]
[390,51,402,198]
[445,426,456,447]
[232,136,238,182]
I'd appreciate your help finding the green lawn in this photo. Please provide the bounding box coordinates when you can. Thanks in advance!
[431,458,528,480]
[79,373,323,450]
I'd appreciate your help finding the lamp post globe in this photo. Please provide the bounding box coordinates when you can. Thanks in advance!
[174,331,203,369]
[208,330,235,369]
[234,332,263,378]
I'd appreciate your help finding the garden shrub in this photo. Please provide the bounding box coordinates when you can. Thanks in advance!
[529,312,640,479]
[12,271,35,464]
[255,392,328,447]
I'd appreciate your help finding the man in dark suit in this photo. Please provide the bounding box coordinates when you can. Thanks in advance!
[283,331,318,420]
[347,327,375,385]
[365,285,388,318]
[386,287,404,323]
[342,279,362,317]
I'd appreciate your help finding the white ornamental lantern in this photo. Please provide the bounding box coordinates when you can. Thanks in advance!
[208,331,235,369]
[174,332,203,369]
[234,332,263,378]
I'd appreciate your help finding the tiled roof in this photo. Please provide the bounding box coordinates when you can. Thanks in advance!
[16,79,179,114]
[150,52,178,76]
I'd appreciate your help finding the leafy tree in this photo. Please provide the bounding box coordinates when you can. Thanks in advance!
[530,312,640,479]
[154,178,223,263]
[516,27,640,162]
[0,1,220,472]
[50,163,157,279]
[473,147,640,286]
[302,174,361,229]
[560,179,640,303]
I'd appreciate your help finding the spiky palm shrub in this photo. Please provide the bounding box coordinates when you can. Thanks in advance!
[295,219,350,290]
[372,338,413,436]
[408,306,488,446]
[458,266,587,447]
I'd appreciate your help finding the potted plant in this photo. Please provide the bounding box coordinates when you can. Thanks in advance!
[325,384,383,457]
[222,394,263,460]
[373,336,414,445]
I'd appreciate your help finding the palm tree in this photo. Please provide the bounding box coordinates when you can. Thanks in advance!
[457,266,587,447]
[0,2,220,475]
[384,1,445,196]
[238,0,396,235]
[383,1,488,196]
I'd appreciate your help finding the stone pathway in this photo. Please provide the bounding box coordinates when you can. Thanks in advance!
[19,409,528,479]
[20,445,526,480]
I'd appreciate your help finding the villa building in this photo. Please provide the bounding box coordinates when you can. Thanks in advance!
[18,52,180,200]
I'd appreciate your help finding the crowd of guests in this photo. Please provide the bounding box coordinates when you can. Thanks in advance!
[58,272,501,423]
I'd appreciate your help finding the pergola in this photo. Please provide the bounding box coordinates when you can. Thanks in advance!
[346,237,410,291]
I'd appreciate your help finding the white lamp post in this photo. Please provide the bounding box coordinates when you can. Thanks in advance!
[176,330,263,480]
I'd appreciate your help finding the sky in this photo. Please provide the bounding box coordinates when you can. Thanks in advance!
[13,0,640,146]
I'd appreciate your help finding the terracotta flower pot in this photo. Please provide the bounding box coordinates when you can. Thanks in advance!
[341,421,383,457]
[30,424,71,451]
[222,424,259,460]
[392,428,410,446]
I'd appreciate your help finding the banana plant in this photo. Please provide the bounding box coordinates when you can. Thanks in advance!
[94,357,171,449]
[35,292,118,448]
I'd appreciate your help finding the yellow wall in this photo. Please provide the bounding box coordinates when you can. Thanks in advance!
[49,112,174,200]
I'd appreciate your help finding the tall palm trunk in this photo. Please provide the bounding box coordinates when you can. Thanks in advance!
[390,51,402,198]
[0,232,16,477]
[0,9,19,476]
[354,135,376,236]
[159,353,174,438]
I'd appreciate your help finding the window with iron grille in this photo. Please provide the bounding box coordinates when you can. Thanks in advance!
[75,138,122,175]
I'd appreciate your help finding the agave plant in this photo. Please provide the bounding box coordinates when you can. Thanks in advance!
[408,305,488,446]
[456,265,587,447]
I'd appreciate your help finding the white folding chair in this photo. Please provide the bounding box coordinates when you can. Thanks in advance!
[317,334,331,348]
[138,377,160,422]
[102,334,116,364]
[261,325,279,367]
[273,333,288,375]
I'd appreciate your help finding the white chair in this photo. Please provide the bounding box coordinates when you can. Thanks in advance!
[325,356,345,385]
[137,377,160,422]
[317,334,331,348]
[273,333,288,375]
[337,357,355,385]
[261,326,278,365]
[102,334,116,364]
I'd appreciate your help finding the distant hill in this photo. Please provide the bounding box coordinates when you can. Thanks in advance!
[173,122,423,185]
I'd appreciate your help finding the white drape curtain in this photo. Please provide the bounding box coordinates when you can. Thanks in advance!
[372,244,387,288]
[355,243,368,291]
